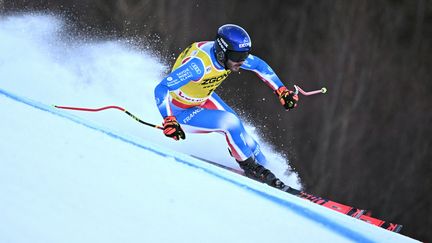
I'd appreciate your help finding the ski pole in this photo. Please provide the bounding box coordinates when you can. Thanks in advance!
[54,85,326,129]
[294,85,327,96]
[53,105,163,130]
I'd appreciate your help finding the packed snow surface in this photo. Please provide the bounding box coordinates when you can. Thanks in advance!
[0,14,418,242]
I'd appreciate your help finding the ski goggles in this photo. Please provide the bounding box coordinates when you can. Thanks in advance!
[226,51,249,62]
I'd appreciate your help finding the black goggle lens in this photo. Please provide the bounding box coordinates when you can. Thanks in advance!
[227,51,249,62]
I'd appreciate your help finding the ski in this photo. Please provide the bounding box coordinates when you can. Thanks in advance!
[283,187,402,232]
[358,214,403,233]
[282,186,365,219]
[281,182,404,232]
[192,155,403,233]
[193,156,365,217]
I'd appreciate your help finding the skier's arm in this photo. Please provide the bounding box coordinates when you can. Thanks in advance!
[241,54,299,110]
[240,54,285,90]
[154,57,205,140]
[154,57,205,117]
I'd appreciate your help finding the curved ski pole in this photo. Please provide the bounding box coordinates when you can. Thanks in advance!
[53,105,163,130]
[294,85,327,96]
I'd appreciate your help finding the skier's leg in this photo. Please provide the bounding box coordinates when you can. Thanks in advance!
[200,93,290,188]
[175,105,254,161]
[175,105,286,188]
[200,93,268,166]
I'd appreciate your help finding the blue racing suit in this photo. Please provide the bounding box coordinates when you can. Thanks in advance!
[154,41,286,165]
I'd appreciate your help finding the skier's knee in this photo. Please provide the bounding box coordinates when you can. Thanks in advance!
[222,112,242,133]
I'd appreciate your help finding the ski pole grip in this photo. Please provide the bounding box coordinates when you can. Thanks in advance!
[294,85,327,96]
[293,85,299,95]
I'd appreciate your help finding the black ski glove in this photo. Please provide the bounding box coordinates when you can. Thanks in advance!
[276,86,299,110]
[163,116,186,141]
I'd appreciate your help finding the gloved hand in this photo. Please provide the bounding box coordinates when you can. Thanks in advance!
[276,86,299,110]
[163,116,186,140]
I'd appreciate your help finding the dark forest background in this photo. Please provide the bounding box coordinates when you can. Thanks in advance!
[2,0,431,241]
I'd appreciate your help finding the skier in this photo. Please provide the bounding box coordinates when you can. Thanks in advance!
[154,24,298,190]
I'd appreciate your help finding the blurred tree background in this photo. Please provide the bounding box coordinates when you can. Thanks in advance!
[3,0,431,241]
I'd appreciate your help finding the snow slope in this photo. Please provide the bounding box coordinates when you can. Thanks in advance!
[0,14,419,242]
[0,13,301,188]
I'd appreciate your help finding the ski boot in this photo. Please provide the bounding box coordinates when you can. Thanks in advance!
[237,157,292,192]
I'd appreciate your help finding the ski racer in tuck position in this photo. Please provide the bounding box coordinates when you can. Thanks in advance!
[154,24,298,190]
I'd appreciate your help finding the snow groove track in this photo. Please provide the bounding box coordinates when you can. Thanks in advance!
[0,88,377,242]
